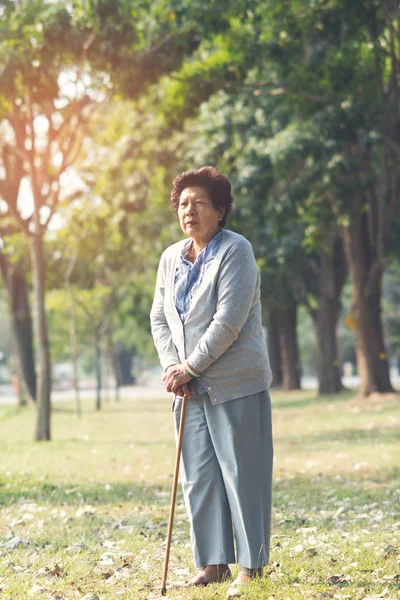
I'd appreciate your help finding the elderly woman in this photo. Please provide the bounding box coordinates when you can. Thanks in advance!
[150,166,273,591]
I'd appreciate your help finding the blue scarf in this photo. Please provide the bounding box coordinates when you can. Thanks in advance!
[174,231,223,323]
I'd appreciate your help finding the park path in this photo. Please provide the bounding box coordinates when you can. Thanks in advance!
[0,380,168,406]
[1,374,399,406]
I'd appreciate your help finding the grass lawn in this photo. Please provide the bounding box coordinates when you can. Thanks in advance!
[0,389,400,600]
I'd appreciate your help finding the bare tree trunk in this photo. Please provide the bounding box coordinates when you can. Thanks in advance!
[115,345,135,385]
[265,307,283,388]
[67,283,81,416]
[342,220,394,395]
[278,301,301,390]
[29,235,52,440]
[313,300,342,394]
[315,234,347,395]
[11,352,27,406]
[0,254,36,403]
[94,327,102,411]
[107,324,120,402]
[103,344,111,404]
[353,287,393,395]
[64,248,81,416]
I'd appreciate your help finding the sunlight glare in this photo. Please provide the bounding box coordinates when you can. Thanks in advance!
[34,115,49,135]
[17,178,34,219]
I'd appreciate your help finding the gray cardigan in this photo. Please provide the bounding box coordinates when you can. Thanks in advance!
[150,229,272,405]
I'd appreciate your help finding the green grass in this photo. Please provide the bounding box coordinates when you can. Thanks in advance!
[1,389,400,599]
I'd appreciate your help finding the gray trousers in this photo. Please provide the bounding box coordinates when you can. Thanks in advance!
[173,389,273,569]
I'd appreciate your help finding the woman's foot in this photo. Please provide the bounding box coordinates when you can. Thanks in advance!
[226,567,263,598]
[232,567,263,586]
[187,564,232,586]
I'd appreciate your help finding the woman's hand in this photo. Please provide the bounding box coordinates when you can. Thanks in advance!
[163,364,192,396]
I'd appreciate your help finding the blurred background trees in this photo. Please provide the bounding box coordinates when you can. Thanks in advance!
[0,0,399,440]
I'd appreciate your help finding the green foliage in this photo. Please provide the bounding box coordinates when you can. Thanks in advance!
[45,98,183,367]
[2,0,399,378]
[150,0,400,370]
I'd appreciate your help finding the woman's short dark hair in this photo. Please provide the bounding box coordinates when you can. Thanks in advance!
[170,166,233,227]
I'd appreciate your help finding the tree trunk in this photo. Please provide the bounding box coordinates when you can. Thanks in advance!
[64,248,81,415]
[29,235,52,441]
[107,324,120,402]
[353,288,393,395]
[11,353,27,406]
[115,344,135,385]
[278,301,301,390]
[265,307,283,388]
[313,298,342,394]
[342,221,394,395]
[94,328,102,411]
[0,254,36,403]
[66,282,81,417]
[315,234,347,395]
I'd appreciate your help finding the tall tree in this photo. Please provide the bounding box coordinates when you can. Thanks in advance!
[248,0,399,394]
[179,89,348,392]
[0,1,102,437]
[157,0,399,395]
[0,0,235,438]
[0,229,36,403]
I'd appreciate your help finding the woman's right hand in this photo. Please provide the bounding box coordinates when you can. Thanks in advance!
[176,383,192,398]
[163,364,192,398]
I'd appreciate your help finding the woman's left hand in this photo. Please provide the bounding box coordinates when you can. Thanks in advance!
[163,364,192,395]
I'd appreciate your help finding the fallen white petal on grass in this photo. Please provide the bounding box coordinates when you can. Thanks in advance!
[226,587,241,599]
[19,503,38,512]
[173,568,190,576]
[154,491,169,498]
[76,505,96,518]
[103,540,125,548]
[382,574,400,581]
[361,587,397,600]
[98,553,114,566]
[29,584,46,595]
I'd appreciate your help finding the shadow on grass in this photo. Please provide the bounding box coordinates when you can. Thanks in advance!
[271,467,400,530]
[291,424,400,446]
[0,480,175,508]
[2,467,399,511]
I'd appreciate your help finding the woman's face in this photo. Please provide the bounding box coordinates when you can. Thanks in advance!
[178,186,224,241]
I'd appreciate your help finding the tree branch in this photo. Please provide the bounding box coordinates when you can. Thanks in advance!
[70,290,93,320]
[0,193,31,234]
[25,90,42,214]
[2,140,29,164]
[40,183,60,233]
[64,244,79,282]
[41,103,96,233]
[140,28,191,57]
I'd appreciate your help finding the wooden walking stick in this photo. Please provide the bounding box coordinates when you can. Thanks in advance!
[161,393,188,596]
